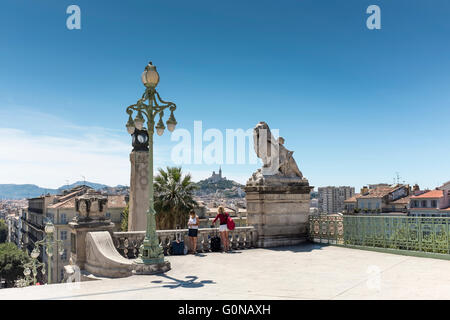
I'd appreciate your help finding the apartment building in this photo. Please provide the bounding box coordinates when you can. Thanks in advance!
[409,181,450,217]
[23,185,127,283]
[318,186,355,214]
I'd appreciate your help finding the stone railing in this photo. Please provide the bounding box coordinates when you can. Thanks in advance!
[112,227,258,259]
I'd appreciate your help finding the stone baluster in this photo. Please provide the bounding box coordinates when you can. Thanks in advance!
[165,235,172,255]
[202,232,210,252]
[231,231,238,250]
[251,229,257,247]
[196,232,203,252]
[238,230,245,249]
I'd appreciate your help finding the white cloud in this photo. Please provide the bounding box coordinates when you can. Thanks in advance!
[0,107,257,188]
[0,127,132,188]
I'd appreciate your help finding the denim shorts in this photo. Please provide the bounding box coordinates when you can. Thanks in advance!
[188,228,198,237]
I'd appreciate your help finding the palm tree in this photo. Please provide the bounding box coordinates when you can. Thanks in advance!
[154,167,198,230]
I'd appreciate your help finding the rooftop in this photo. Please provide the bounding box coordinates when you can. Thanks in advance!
[358,186,398,199]
[344,194,359,203]
[411,190,444,199]
[2,244,450,300]
[47,195,127,209]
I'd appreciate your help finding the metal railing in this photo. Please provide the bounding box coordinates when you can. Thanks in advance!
[309,215,450,257]
[112,227,257,259]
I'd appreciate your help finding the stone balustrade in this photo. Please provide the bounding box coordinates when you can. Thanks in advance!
[112,227,257,259]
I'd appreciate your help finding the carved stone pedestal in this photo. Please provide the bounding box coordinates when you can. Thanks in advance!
[132,260,171,275]
[70,220,115,269]
[69,191,115,269]
[245,178,313,248]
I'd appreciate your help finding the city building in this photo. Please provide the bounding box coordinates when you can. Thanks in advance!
[409,183,450,217]
[353,184,410,214]
[23,194,57,253]
[343,194,359,214]
[21,185,127,283]
[318,186,355,214]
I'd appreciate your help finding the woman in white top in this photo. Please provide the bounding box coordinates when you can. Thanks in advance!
[187,209,199,254]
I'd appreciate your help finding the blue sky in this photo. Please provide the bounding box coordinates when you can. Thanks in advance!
[0,0,449,190]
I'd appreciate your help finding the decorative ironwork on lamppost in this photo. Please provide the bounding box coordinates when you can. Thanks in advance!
[125,61,177,265]
[15,247,45,287]
[30,220,65,284]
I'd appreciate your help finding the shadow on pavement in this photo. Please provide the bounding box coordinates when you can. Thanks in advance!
[265,242,327,253]
[151,275,216,289]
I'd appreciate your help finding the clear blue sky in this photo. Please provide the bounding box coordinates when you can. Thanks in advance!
[0,0,449,190]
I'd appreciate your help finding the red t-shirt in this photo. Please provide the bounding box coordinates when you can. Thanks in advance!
[213,213,229,225]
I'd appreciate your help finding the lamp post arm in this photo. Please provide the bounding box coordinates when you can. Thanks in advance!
[154,90,177,110]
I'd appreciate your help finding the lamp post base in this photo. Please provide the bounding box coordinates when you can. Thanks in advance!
[132,260,171,275]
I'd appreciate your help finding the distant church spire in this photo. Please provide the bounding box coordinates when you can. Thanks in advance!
[219,166,222,178]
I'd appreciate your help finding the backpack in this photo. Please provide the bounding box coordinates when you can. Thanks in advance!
[210,235,221,252]
[227,216,235,231]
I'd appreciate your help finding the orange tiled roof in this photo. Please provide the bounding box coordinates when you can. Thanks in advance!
[48,198,76,209]
[344,194,360,203]
[392,196,411,204]
[358,187,396,199]
[411,190,444,199]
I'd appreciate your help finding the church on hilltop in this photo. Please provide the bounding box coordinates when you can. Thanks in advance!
[206,167,226,183]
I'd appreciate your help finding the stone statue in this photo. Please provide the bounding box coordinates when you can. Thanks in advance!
[245,121,312,248]
[248,121,304,186]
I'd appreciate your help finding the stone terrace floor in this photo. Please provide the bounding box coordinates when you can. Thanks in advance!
[2,243,450,300]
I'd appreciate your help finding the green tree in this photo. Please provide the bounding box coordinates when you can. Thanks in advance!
[0,243,30,288]
[0,219,7,243]
[154,167,198,230]
[121,204,129,231]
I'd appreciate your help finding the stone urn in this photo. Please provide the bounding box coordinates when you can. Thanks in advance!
[75,190,108,222]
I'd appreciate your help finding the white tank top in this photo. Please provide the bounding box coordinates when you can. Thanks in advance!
[188,216,198,229]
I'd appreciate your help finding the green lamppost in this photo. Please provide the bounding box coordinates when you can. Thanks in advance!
[125,61,177,266]
[17,248,45,287]
[32,221,64,284]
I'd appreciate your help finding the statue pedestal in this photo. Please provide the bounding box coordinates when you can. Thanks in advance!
[132,260,171,275]
[245,178,313,248]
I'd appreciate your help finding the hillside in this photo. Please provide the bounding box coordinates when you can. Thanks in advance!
[0,181,122,200]
[193,178,245,198]
[0,184,58,200]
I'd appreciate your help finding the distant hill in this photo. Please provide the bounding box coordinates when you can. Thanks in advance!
[0,184,58,200]
[58,181,110,191]
[193,178,245,198]
[0,181,120,200]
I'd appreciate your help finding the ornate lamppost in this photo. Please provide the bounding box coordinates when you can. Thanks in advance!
[15,248,45,287]
[31,221,64,284]
[125,61,176,268]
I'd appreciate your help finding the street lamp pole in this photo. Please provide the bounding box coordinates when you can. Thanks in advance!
[126,61,177,265]
[31,221,64,284]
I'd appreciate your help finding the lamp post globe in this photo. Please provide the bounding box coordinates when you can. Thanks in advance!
[44,221,55,234]
[141,62,160,88]
[31,248,40,259]
[24,268,31,277]
[126,115,136,134]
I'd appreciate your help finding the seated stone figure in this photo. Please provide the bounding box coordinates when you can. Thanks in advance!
[248,121,304,186]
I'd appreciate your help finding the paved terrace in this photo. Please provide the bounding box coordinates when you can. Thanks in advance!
[2,243,450,300]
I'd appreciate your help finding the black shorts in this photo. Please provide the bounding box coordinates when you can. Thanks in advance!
[188,229,198,237]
